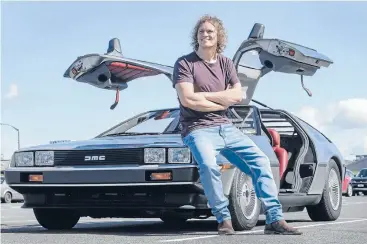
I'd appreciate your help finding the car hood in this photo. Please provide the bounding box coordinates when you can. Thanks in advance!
[18,134,185,151]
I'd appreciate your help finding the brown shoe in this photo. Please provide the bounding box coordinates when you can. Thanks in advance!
[264,220,302,235]
[218,219,236,235]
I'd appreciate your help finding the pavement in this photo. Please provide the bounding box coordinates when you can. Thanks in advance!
[1,196,367,244]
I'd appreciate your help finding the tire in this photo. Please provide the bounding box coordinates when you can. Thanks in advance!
[306,159,342,221]
[34,208,80,230]
[228,169,261,231]
[346,184,353,197]
[3,192,12,203]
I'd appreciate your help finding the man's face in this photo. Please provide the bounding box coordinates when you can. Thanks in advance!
[197,21,217,49]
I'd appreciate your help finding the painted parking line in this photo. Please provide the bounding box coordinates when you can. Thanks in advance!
[342,202,367,206]
[1,205,23,209]
[1,219,36,224]
[338,217,367,220]
[159,218,367,243]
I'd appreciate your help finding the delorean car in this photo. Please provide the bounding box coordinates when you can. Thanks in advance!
[5,23,346,231]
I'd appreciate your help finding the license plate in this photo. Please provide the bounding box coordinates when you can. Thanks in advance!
[358,184,364,187]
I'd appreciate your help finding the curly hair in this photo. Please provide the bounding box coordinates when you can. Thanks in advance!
[191,15,228,54]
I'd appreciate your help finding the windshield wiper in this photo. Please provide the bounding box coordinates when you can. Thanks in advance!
[102,132,162,137]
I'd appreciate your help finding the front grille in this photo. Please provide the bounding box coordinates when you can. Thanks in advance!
[353,179,367,183]
[54,148,144,165]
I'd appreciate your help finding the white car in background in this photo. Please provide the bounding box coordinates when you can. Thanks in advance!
[1,176,24,203]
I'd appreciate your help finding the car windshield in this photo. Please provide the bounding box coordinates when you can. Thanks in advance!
[357,169,367,177]
[97,106,259,137]
[226,106,258,134]
[97,109,180,137]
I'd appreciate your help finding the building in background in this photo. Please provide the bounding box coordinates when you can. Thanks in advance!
[1,159,10,175]
[49,140,72,144]
[355,154,367,161]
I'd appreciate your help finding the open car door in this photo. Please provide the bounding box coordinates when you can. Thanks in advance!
[232,23,333,105]
[64,23,333,109]
[63,39,173,109]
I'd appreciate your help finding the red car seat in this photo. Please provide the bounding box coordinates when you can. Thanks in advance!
[267,129,288,179]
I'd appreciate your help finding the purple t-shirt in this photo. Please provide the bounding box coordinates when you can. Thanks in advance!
[172,51,240,137]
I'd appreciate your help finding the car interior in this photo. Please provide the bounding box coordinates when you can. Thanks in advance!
[259,110,316,192]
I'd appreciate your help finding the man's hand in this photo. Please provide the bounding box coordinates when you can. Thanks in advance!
[204,83,244,107]
[175,82,229,112]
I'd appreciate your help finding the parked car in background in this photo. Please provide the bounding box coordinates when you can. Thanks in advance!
[342,169,354,197]
[1,176,24,203]
[351,168,367,196]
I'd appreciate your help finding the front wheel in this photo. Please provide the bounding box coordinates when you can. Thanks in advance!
[307,159,342,221]
[346,184,353,197]
[3,192,12,203]
[228,169,261,231]
[34,208,80,230]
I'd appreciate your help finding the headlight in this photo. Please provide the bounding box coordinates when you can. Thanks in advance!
[144,148,165,163]
[168,148,191,164]
[35,151,54,166]
[14,152,34,167]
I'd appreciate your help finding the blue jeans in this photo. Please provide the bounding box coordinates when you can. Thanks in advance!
[183,123,283,225]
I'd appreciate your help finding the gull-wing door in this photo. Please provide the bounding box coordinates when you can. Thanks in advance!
[233,23,333,104]
[64,38,174,110]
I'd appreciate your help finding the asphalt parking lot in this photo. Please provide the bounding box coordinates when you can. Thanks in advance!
[1,196,367,244]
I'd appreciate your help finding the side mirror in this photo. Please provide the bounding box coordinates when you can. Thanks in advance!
[247,23,265,40]
[106,38,123,57]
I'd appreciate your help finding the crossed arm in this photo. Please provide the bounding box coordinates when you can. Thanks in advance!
[175,82,243,112]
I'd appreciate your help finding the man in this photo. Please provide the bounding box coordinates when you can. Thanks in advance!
[172,15,302,235]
